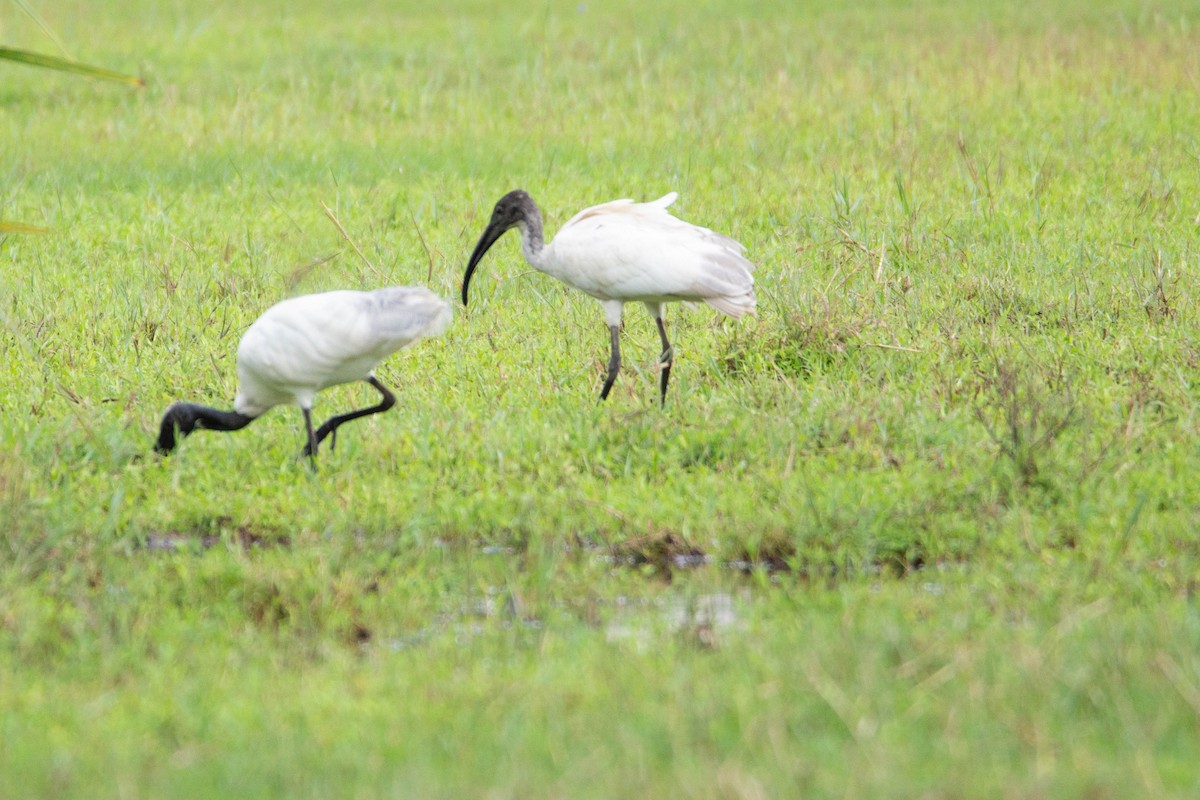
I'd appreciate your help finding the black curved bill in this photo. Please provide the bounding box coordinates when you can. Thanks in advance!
[462,222,508,306]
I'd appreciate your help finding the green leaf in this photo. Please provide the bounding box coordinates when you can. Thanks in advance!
[0,46,144,87]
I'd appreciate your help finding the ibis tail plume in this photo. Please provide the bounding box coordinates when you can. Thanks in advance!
[462,190,755,404]
[155,286,452,460]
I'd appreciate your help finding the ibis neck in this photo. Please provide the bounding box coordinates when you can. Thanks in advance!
[516,214,546,269]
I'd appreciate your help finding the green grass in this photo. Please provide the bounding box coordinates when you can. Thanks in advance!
[3,0,1200,796]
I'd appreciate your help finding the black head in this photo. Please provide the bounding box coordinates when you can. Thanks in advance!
[462,190,539,306]
[486,189,536,232]
[154,402,255,455]
[154,402,195,455]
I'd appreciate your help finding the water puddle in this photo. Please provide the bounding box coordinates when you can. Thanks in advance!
[143,526,291,552]
[374,586,746,654]
[604,592,744,651]
[379,583,544,652]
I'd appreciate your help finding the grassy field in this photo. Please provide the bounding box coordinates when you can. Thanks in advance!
[3,0,1200,796]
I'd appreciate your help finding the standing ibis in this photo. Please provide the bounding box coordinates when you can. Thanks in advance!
[461,190,755,404]
[155,286,451,459]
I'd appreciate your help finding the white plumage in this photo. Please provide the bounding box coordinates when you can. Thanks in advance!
[234,288,452,416]
[156,286,451,458]
[462,190,755,403]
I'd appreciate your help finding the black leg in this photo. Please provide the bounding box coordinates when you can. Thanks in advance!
[599,325,621,401]
[302,407,318,460]
[655,316,673,407]
[154,402,255,455]
[300,376,397,458]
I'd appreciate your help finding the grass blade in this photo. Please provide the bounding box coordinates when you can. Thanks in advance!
[13,0,71,58]
[0,46,144,87]
[0,221,50,234]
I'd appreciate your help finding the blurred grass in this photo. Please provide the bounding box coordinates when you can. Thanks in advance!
[2,0,1200,796]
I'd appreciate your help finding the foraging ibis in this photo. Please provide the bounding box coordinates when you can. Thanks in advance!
[461,190,755,404]
[155,286,452,459]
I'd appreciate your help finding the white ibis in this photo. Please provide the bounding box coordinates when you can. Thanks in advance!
[461,190,755,404]
[155,286,451,459]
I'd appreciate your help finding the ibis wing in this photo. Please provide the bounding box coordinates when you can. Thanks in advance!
[237,288,450,397]
[365,286,454,342]
[549,200,754,310]
[558,198,635,229]
[557,192,680,231]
